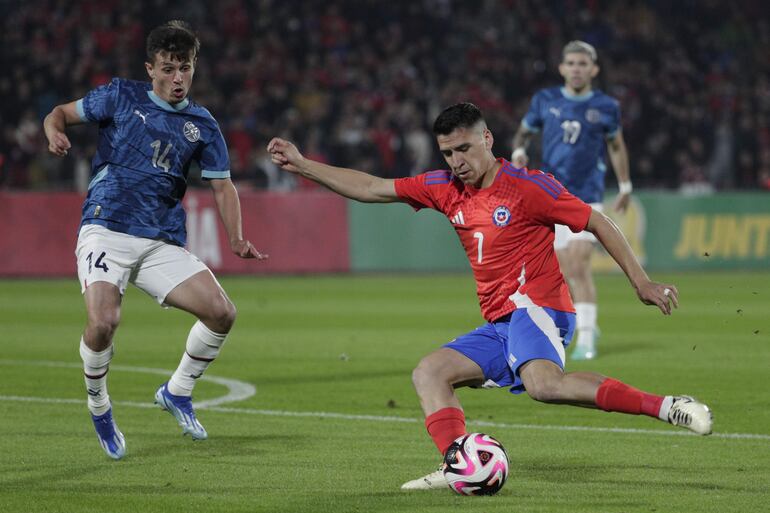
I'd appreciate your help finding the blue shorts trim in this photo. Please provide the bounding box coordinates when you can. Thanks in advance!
[444,307,575,394]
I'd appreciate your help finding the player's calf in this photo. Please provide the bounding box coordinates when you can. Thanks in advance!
[167,320,228,396]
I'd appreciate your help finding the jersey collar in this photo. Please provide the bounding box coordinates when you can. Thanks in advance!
[560,87,594,102]
[464,158,507,193]
[147,91,190,111]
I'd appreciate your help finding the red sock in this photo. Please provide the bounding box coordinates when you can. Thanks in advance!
[425,407,466,455]
[595,378,664,418]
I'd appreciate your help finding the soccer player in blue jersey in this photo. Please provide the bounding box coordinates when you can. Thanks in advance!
[43,20,265,460]
[512,40,632,360]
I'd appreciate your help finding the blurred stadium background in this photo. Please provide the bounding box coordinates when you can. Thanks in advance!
[1,0,769,277]
[4,0,770,190]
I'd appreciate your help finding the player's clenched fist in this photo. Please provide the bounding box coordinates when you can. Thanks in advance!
[48,132,72,157]
[267,138,303,173]
[511,147,528,168]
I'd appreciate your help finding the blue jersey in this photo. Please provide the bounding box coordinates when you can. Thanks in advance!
[522,87,620,203]
[76,78,230,246]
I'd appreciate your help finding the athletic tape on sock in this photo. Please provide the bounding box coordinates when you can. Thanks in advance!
[79,338,114,373]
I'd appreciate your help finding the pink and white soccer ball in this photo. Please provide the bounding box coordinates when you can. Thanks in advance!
[443,433,509,496]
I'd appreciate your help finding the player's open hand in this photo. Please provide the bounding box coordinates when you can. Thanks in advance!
[636,280,679,315]
[612,192,631,214]
[231,239,268,260]
[48,132,72,157]
[267,138,303,174]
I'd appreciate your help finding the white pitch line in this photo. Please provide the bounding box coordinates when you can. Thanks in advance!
[1,394,769,442]
[1,360,768,441]
[198,405,770,441]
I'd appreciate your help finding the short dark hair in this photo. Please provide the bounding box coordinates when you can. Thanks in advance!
[432,102,485,135]
[146,20,200,63]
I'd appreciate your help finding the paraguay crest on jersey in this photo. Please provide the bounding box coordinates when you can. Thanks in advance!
[493,206,511,227]
[183,121,200,142]
[585,108,601,123]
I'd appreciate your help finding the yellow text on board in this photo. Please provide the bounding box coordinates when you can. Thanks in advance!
[674,214,770,260]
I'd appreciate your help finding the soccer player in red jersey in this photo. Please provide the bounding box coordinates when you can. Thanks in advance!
[267,103,712,490]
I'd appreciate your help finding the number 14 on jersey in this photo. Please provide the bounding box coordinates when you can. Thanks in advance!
[150,140,173,172]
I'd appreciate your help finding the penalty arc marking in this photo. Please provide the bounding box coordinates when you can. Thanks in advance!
[0,359,255,409]
[1,360,769,441]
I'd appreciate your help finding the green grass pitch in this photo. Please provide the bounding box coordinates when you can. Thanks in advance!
[0,272,768,512]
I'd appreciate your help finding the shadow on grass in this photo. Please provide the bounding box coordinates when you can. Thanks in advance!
[516,459,766,495]
[0,433,310,493]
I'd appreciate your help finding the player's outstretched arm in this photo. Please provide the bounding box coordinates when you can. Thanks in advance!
[43,101,83,157]
[209,178,267,260]
[267,137,399,203]
[607,131,632,213]
[586,209,678,315]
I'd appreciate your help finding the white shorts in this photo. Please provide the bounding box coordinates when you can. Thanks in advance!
[75,224,211,304]
[554,203,602,250]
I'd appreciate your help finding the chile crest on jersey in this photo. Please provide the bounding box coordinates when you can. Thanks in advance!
[492,206,511,227]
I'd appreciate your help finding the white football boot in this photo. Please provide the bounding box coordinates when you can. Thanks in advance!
[666,396,713,435]
[400,463,449,490]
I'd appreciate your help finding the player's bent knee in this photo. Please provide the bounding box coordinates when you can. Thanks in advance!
[87,312,121,343]
[524,379,564,403]
[206,297,236,333]
[527,386,559,403]
[411,362,430,392]
[411,356,444,392]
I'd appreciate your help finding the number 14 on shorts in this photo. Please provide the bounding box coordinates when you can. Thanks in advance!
[86,251,109,273]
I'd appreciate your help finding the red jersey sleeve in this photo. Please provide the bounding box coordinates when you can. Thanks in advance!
[521,171,592,232]
[546,188,592,232]
[394,170,452,212]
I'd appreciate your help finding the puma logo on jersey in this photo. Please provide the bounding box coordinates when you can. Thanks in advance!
[451,211,465,225]
[133,109,148,123]
[549,107,561,118]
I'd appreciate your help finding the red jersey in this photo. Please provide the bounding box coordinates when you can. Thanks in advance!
[394,159,592,321]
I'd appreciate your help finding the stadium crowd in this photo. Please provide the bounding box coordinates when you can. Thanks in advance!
[1,0,769,192]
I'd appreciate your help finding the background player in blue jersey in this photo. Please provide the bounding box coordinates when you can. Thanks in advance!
[42,20,265,460]
[511,40,632,360]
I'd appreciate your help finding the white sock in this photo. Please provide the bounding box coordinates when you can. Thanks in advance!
[79,338,113,416]
[658,395,674,421]
[168,321,228,396]
[574,302,597,348]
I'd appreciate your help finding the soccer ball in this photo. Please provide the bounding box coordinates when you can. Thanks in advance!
[443,433,509,496]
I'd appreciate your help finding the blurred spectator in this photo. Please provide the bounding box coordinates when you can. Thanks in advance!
[1,0,769,192]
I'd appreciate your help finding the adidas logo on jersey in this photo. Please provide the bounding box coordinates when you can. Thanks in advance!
[451,211,465,225]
